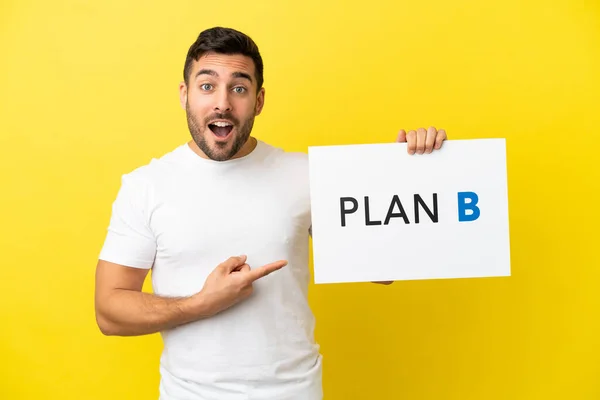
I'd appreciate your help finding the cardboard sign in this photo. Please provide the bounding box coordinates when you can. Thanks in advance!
[308,139,510,284]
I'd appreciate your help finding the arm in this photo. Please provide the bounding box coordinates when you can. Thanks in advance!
[94,260,207,336]
[94,256,287,337]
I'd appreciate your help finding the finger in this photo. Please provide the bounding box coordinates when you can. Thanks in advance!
[232,263,251,273]
[246,260,287,282]
[434,128,447,149]
[425,126,437,154]
[219,255,247,273]
[406,130,417,155]
[396,129,407,143]
[416,128,427,154]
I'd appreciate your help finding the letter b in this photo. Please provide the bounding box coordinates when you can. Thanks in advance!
[458,192,480,222]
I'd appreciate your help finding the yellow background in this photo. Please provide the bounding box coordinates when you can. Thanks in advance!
[1,0,599,398]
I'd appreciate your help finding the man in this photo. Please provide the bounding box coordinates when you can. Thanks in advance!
[95,26,447,400]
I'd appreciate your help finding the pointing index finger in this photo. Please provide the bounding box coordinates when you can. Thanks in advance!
[246,260,288,282]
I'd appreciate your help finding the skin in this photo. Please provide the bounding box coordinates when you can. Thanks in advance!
[179,52,265,161]
[94,52,449,336]
[398,127,447,155]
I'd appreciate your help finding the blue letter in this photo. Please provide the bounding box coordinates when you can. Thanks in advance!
[458,192,480,222]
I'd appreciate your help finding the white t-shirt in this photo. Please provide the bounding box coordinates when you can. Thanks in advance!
[99,140,323,400]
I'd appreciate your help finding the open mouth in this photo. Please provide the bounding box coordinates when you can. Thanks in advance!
[208,121,234,138]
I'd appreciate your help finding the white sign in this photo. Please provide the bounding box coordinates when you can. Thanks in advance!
[308,139,510,284]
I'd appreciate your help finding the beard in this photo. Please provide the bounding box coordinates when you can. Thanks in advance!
[185,101,255,162]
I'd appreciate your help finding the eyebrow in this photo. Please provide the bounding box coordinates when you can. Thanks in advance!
[195,69,253,83]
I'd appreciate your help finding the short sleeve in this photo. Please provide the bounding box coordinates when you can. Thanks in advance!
[98,173,157,269]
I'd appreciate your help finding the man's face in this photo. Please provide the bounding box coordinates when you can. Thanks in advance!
[180,52,264,161]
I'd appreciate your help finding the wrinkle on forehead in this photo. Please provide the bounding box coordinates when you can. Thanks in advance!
[193,53,255,77]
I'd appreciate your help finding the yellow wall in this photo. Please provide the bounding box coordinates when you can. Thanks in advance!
[1,0,599,398]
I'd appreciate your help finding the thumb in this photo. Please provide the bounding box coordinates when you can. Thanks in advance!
[219,255,248,273]
[236,264,251,273]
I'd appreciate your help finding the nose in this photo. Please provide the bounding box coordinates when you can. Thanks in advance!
[213,88,232,113]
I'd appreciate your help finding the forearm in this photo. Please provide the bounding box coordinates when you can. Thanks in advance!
[96,289,208,336]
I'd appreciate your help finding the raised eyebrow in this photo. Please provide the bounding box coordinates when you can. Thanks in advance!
[194,69,252,84]
[231,71,253,83]
[195,69,218,79]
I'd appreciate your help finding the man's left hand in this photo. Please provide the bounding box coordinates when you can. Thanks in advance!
[396,126,447,155]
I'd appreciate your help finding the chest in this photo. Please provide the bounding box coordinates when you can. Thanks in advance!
[148,175,311,268]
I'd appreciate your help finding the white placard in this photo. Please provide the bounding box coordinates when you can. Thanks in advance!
[308,139,510,284]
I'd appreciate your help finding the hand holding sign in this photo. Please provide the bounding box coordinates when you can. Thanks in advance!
[397,127,448,155]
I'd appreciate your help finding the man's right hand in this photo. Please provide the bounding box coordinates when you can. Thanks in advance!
[194,255,287,317]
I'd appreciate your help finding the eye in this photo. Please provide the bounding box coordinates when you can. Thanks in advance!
[200,83,213,91]
[233,86,246,94]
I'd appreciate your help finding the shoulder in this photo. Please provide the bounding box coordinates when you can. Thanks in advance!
[117,144,190,192]
[123,144,189,178]
[261,141,308,171]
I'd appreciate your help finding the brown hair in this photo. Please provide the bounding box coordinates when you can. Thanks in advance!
[183,27,264,91]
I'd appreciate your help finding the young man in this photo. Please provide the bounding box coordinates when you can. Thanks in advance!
[95,27,447,400]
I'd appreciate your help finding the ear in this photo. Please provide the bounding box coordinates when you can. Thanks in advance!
[255,87,265,116]
[179,82,187,110]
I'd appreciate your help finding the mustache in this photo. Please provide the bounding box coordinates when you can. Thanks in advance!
[204,113,239,126]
